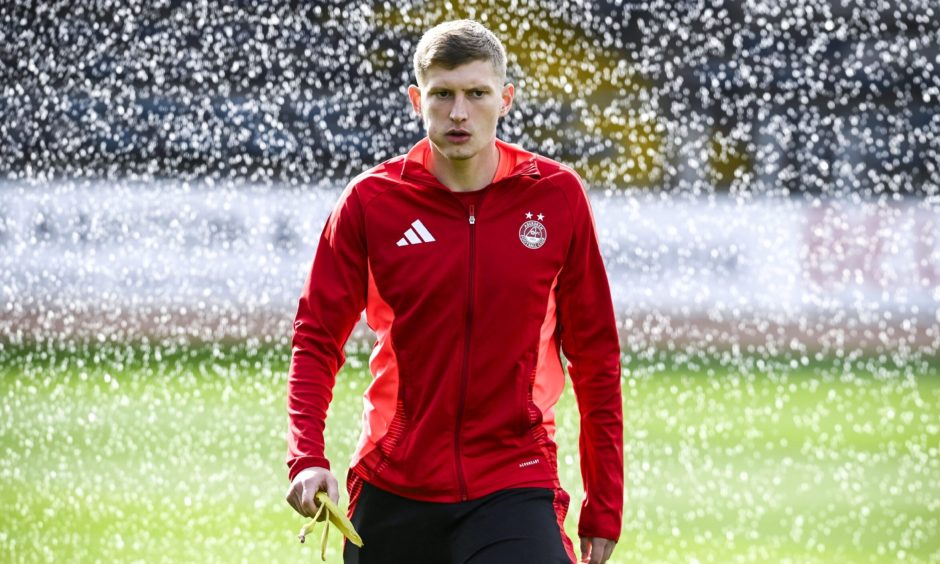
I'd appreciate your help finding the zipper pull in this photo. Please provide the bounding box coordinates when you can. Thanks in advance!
[469,204,476,225]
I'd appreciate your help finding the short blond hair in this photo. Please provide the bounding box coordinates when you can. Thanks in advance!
[412,20,507,86]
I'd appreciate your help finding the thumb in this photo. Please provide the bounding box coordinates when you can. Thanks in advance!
[326,474,340,505]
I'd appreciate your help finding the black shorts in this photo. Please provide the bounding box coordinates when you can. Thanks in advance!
[343,480,575,563]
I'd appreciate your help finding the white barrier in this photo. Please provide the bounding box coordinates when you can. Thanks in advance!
[595,194,939,314]
[2,181,938,343]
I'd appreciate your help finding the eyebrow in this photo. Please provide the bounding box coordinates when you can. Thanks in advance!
[428,85,492,92]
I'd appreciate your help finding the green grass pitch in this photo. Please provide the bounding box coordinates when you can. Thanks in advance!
[1,341,937,562]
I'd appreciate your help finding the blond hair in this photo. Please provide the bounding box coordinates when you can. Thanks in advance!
[413,20,507,86]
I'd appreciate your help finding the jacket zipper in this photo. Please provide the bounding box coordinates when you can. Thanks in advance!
[454,200,480,500]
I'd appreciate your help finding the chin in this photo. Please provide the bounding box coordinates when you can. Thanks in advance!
[441,146,477,161]
[447,150,476,161]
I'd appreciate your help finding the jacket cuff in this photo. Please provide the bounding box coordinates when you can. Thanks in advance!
[577,515,622,542]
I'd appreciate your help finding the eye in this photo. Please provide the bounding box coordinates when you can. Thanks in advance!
[470,90,487,98]
[433,91,451,99]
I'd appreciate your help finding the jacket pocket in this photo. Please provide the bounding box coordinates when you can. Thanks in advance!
[515,361,535,436]
[377,349,410,466]
[379,401,410,461]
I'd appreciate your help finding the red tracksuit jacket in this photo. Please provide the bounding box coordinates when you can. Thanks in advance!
[287,137,623,543]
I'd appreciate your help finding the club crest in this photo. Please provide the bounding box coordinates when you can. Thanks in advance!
[519,217,547,249]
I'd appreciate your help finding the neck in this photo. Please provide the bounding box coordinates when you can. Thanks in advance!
[428,141,499,192]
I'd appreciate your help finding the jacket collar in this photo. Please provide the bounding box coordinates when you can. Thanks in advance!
[400,137,540,188]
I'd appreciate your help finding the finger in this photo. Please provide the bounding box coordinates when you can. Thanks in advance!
[300,482,322,518]
[286,482,305,515]
[326,474,340,505]
[286,487,300,514]
[602,540,616,563]
[580,538,591,562]
[589,538,605,564]
[285,484,296,508]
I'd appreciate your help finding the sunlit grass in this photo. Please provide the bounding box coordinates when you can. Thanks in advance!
[1,342,937,562]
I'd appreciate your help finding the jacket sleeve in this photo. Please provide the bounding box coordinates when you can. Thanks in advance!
[555,175,624,541]
[286,185,368,481]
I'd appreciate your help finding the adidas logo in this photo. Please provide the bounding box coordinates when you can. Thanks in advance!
[396,219,436,247]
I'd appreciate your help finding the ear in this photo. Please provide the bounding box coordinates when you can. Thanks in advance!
[499,83,515,117]
[407,84,422,118]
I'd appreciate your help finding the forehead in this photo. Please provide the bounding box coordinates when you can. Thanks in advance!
[421,59,503,90]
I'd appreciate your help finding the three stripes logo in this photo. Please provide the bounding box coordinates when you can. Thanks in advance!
[396,219,436,247]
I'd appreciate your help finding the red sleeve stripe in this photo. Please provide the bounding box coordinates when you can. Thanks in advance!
[351,263,404,468]
[533,274,566,440]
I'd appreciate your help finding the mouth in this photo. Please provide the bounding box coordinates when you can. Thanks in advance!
[444,129,471,143]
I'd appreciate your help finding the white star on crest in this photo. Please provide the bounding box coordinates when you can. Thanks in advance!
[537,213,545,221]
[525,212,533,219]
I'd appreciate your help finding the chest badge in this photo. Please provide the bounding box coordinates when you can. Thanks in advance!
[519,212,547,249]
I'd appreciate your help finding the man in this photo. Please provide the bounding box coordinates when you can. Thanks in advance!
[285,20,622,564]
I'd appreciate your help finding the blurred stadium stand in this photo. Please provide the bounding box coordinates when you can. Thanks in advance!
[1,0,937,194]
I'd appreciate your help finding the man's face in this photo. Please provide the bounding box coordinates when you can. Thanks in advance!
[408,60,514,163]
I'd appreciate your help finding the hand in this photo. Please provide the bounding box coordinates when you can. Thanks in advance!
[285,466,339,519]
[580,537,616,564]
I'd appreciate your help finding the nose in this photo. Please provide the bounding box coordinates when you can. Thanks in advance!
[449,94,468,123]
